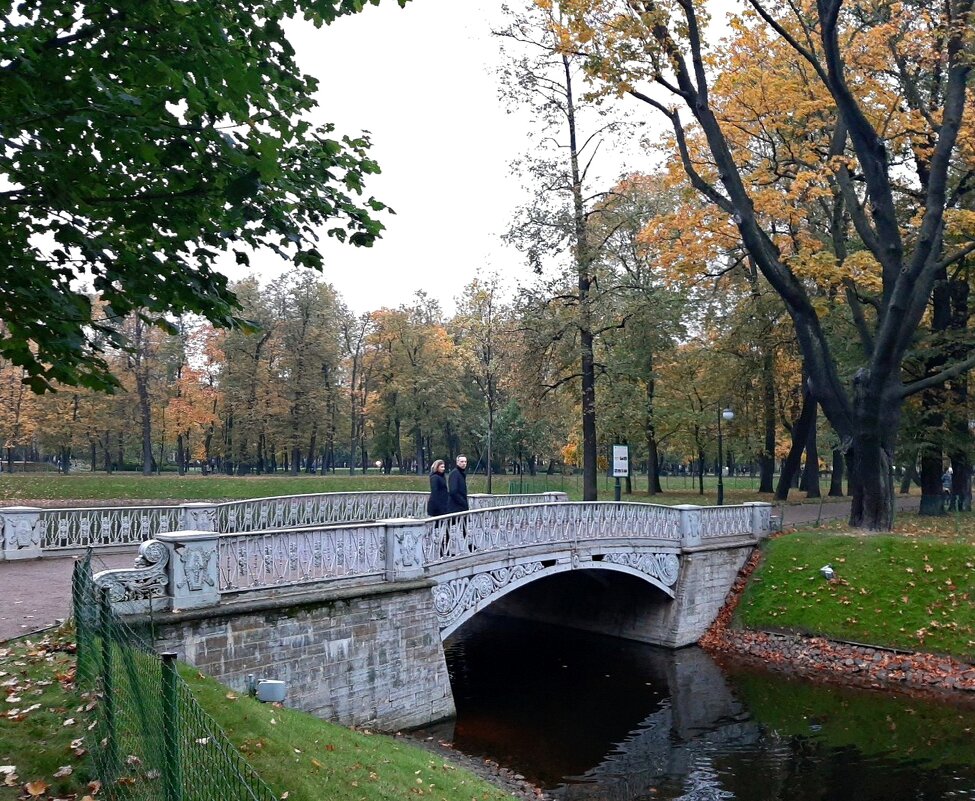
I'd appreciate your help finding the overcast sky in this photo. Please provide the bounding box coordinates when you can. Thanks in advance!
[263,0,536,315]
[232,1,729,315]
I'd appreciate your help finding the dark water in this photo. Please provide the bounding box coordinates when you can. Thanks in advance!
[419,616,975,801]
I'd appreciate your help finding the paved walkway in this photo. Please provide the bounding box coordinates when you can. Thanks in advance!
[777,494,919,527]
[0,551,134,641]
[0,495,922,642]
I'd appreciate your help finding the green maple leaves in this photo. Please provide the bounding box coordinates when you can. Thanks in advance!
[1,0,406,393]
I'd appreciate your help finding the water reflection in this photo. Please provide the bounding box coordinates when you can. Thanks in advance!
[420,614,975,801]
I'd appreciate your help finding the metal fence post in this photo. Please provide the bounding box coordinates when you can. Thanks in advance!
[98,587,118,776]
[162,652,183,801]
[71,558,95,690]
[71,560,89,686]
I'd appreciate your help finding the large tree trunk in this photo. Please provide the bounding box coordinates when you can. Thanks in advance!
[645,353,663,494]
[176,433,186,476]
[918,275,952,514]
[486,404,494,494]
[394,417,402,474]
[899,458,918,494]
[136,377,152,475]
[849,437,896,529]
[918,444,945,515]
[948,276,972,511]
[775,387,815,500]
[759,350,776,493]
[829,447,844,496]
[697,447,705,495]
[646,435,662,495]
[306,423,318,474]
[559,52,598,502]
[414,426,424,474]
[800,404,821,498]
[578,254,598,501]
[847,372,900,529]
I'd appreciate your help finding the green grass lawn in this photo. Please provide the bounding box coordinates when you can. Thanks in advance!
[186,666,507,801]
[0,635,94,800]
[0,630,508,801]
[737,515,975,661]
[0,470,855,507]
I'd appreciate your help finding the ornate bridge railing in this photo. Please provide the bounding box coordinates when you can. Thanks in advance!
[422,501,683,564]
[216,524,386,593]
[91,501,771,616]
[0,491,566,560]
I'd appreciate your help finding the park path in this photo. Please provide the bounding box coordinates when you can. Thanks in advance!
[0,494,922,642]
[0,551,134,642]
[777,494,919,527]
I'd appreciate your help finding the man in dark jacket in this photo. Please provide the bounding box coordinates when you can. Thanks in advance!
[447,455,469,513]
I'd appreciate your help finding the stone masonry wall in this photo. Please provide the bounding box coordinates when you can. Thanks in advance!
[152,582,454,732]
[660,544,754,647]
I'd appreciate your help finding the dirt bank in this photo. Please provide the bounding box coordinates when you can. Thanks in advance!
[702,548,975,700]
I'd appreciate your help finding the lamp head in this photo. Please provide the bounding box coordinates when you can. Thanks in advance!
[722,407,734,422]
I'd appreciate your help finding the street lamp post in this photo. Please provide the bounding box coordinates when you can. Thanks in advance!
[717,406,734,505]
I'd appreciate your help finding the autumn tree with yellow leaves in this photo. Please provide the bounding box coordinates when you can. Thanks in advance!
[557,0,975,528]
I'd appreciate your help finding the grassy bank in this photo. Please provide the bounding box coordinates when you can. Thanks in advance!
[737,514,975,661]
[0,470,852,508]
[0,630,509,801]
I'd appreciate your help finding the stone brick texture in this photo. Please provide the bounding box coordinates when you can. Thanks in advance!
[154,585,455,732]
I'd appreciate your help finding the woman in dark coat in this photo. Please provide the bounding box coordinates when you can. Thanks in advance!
[427,459,449,516]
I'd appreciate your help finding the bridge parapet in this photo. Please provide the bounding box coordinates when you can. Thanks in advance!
[421,501,682,566]
[100,501,768,729]
[1,490,566,558]
[93,501,768,617]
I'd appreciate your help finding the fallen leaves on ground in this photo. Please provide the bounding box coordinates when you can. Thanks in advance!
[1,632,97,799]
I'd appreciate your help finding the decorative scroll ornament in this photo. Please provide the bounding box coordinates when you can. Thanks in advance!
[603,552,680,586]
[395,528,424,570]
[95,539,170,602]
[433,562,545,629]
[4,515,40,550]
[182,505,217,532]
[176,546,216,592]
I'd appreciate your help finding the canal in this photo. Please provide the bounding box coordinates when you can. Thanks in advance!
[419,615,975,800]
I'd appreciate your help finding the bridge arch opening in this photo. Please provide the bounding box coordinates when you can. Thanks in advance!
[444,568,677,646]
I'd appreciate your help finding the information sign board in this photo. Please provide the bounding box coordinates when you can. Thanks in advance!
[612,445,629,477]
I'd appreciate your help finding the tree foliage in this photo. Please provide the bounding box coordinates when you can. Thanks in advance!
[1,0,403,392]
[557,0,975,527]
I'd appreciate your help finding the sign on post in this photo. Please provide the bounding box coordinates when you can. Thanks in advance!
[612,445,629,477]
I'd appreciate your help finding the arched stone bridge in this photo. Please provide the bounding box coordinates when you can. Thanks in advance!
[93,497,770,731]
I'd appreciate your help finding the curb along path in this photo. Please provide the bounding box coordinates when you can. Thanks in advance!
[701,550,975,697]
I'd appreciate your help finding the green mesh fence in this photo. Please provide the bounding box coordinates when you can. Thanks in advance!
[72,553,277,801]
